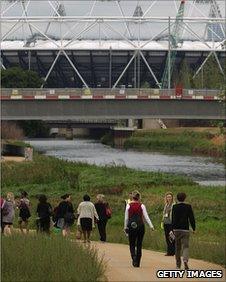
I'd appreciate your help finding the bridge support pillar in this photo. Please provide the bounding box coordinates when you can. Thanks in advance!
[127,119,135,128]
[73,128,90,137]
[65,127,73,140]
[111,127,135,148]
[142,119,162,129]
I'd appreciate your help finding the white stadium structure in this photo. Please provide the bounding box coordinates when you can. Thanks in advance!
[1,0,225,88]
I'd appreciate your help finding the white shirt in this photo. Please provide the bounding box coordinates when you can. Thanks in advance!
[77,201,99,228]
[124,203,154,229]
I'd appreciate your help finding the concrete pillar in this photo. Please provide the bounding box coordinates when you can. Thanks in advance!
[112,128,134,148]
[142,119,162,129]
[127,119,135,128]
[65,128,73,140]
[58,128,67,137]
[73,128,90,137]
[162,119,180,127]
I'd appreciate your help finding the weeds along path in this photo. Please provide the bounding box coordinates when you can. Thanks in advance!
[93,242,225,282]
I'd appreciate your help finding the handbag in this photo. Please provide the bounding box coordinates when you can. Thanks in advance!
[105,206,112,219]
[169,231,175,243]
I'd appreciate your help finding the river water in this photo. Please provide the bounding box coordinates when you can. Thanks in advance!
[28,139,225,186]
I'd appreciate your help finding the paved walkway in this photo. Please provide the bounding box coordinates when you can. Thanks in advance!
[93,242,225,282]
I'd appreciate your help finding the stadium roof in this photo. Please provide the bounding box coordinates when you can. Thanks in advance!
[1,0,225,42]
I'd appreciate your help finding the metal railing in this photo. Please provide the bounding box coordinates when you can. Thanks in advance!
[1,88,222,97]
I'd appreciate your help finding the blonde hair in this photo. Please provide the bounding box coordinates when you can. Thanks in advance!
[132,190,141,201]
[6,192,14,202]
[96,194,105,203]
[164,192,174,204]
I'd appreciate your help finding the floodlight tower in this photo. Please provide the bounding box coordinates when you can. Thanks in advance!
[161,0,186,89]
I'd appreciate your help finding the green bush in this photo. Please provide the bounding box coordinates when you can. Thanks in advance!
[1,235,105,282]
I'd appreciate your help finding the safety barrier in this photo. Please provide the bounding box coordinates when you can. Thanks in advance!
[0,88,222,101]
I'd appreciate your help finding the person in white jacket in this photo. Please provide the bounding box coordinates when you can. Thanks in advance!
[77,194,99,243]
[124,191,154,267]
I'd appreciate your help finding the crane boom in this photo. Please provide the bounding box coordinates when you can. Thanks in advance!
[161,0,185,89]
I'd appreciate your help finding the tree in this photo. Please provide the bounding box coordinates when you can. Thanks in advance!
[171,58,193,88]
[1,67,43,88]
[1,67,48,138]
[18,121,50,138]
[192,54,224,89]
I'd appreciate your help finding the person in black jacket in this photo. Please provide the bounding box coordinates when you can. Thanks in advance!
[36,194,52,235]
[172,192,196,270]
[95,194,110,242]
[56,194,74,237]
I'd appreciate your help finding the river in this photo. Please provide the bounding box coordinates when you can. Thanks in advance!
[27,139,225,186]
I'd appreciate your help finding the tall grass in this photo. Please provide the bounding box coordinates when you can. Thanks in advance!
[124,129,225,158]
[1,235,105,282]
[1,153,194,191]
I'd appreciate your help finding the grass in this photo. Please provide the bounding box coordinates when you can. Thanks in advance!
[1,235,105,282]
[1,152,226,267]
[123,129,225,160]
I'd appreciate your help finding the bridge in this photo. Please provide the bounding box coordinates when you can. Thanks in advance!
[1,88,225,120]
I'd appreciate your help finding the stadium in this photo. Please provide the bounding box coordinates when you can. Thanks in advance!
[1,0,225,88]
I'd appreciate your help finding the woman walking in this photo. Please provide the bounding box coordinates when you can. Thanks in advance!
[124,191,154,268]
[95,194,111,242]
[18,191,31,234]
[77,195,99,243]
[56,194,75,237]
[162,192,175,256]
[36,195,52,235]
[2,192,15,236]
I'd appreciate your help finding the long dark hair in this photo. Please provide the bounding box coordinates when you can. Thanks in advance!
[39,194,47,204]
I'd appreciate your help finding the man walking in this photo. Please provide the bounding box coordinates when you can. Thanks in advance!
[172,192,196,270]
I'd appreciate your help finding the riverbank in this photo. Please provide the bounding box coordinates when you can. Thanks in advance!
[1,152,225,266]
[123,128,225,160]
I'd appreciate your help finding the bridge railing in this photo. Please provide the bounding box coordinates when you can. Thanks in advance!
[1,88,222,98]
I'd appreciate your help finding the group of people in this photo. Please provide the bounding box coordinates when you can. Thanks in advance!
[1,189,195,270]
[0,191,112,244]
[124,190,195,270]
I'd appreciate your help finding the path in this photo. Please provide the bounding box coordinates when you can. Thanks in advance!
[1,156,25,162]
[93,242,225,282]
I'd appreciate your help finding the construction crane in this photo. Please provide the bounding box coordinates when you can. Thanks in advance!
[161,0,186,89]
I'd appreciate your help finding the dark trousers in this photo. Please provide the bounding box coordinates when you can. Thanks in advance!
[174,230,190,266]
[37,218,51,234]
[97,219,107,242]
[164,224,175,255]
[128,225,145,267]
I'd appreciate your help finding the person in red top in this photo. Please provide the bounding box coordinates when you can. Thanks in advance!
[124,191,154,267]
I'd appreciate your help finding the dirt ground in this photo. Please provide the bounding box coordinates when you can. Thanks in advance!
[1,156,25,162]
[93,242,225,282]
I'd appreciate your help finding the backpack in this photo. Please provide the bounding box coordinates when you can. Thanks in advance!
[19,201,31,219]
[127,202,143,230]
